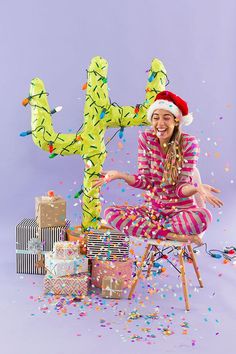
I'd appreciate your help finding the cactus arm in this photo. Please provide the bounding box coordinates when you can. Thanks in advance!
[29,78,83,156]
[23,57,167,230]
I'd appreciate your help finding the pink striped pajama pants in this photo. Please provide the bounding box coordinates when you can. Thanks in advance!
[104,205,212,240]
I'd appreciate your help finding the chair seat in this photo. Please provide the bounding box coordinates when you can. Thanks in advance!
[147,239,189,247]
[131,232,204,248]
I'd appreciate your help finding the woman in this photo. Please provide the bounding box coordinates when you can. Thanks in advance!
[93,91,223,245]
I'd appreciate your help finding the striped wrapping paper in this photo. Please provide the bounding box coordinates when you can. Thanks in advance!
[16,219,70,275]
[43,273,88,296]
[87,228,130,261]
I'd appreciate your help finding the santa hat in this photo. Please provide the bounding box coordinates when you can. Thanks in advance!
[147,91,193,126]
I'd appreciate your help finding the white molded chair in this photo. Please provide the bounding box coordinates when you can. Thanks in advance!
[128,168,205,311]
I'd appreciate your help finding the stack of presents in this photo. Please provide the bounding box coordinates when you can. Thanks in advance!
[16,191,132,299]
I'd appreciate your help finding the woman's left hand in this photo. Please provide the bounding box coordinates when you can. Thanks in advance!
[197,184,224,208]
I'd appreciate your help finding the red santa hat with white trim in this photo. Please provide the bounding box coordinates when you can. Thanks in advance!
[147,90,193,126]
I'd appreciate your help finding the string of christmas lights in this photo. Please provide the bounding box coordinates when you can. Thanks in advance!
[193,243,236,261]
[21,57,168,229]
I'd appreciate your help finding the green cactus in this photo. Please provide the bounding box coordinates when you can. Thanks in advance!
[22,56,167,230]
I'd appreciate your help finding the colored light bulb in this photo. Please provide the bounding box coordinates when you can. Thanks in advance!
[48,142,54,153]
[211,253,222,259]
[134,105,140,114]
[22,97,30,106]
[49,153,58,159]
[51,106,63,114]
[19,130,32,137]
[148,73,155,82]
[74,189,83,198]
[119,127,124,139]
[100,109,106,119]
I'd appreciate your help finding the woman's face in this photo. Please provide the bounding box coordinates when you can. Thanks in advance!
[151,109,177,143]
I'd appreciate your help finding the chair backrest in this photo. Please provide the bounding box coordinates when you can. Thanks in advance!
[192,168,206,208]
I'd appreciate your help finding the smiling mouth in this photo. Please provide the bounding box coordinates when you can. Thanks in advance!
[156,128,168,136]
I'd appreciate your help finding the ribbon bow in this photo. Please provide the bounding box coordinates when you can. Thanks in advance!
[28,238,43,253]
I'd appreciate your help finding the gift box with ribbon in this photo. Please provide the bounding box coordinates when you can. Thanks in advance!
[91,258,133,289]
[53,241,80,260]
[16,218,70,274]
[45,251,88,276]
[43,273,88,297]
[102,276,123,299]
[35,191,66,228]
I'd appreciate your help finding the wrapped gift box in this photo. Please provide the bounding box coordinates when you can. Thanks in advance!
[35,194,66,228]
[87,226,130,261]
[53,241,80,260]
[102,276,123,299]
[66,226,87,255]
[45,252,88,276]
[44,273,88,297]
[16,218,69,274]
[91,258,133,289]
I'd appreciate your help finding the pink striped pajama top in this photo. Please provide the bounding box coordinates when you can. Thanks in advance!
[129,129,199,211]
[104,128,212,239]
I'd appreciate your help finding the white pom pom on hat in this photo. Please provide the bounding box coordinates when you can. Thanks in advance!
[147,90,193,126]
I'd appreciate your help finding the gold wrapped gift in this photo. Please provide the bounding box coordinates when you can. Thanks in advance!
[101,276,123,299]
[35,192,66,228]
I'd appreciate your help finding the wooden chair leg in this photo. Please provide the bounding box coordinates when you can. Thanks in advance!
[187,244,203,288]
[128,244,151,300]
[178,247,190,311]
[146,247,155,278]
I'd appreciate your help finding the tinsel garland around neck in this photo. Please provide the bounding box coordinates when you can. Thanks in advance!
[161,139,184,187]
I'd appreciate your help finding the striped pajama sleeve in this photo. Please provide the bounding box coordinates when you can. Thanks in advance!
[175,136,200,198]
[127,132,153,190]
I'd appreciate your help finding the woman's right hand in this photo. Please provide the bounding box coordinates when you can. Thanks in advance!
[92,170,122,188]
[197,184,224,208]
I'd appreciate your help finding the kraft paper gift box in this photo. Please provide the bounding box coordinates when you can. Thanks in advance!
[45,251,88,276]
[35,194,66,228]
[53,241,80,260]
[91,258,133,289]
[43,273,88,297]
[87,226,130,261]
[102,276,123,299]
[16,219,70,274]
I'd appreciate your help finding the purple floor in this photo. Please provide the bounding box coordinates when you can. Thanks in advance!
[1,222,235,354]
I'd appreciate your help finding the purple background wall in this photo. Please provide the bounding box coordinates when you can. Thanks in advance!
[0,1,235,353]
[1,0,235,246]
